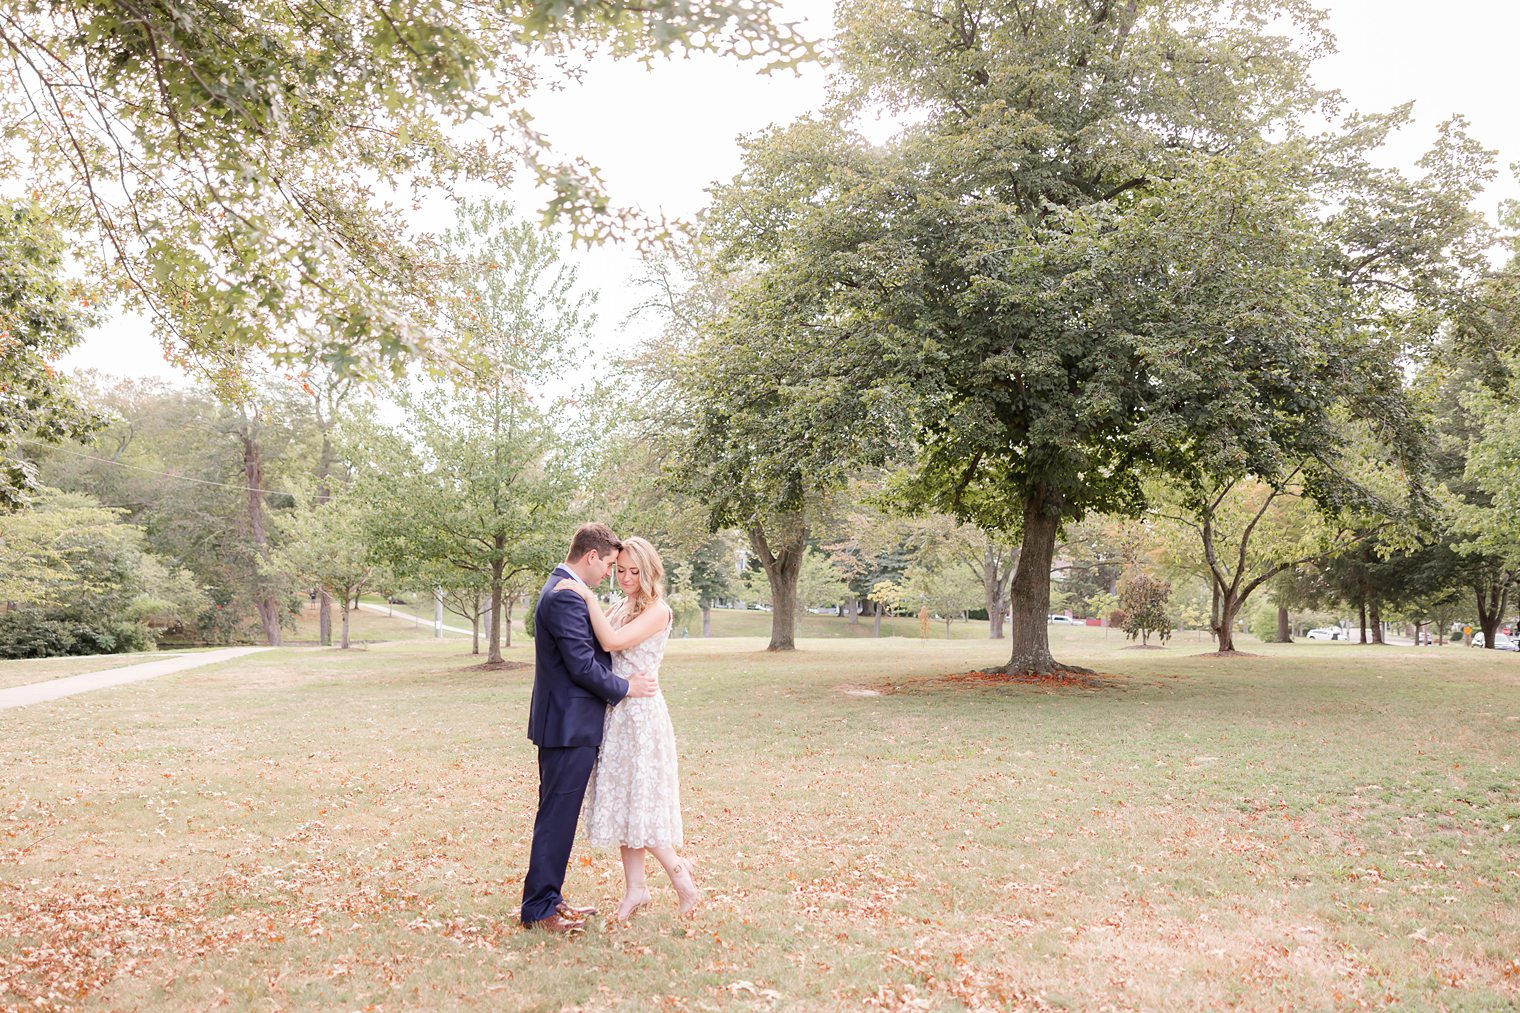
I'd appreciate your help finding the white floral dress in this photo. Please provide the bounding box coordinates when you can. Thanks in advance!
[584,601,683,849]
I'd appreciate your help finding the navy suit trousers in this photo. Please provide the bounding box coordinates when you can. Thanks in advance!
[520,744,598,924]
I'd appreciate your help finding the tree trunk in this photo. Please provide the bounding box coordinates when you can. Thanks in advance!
[1369,600,1385,645]
[312,384,346,647]
[1277,604,1291,644]
[750,519,805,652]
[434,588,444,640]
[241,431,282,646]
[943,617,952,639]
[873,601,883,638]
[845,596,859,625]
[319,590,333,647]
[487,537,506,664]
[770,569,799,650]
[1005,490,1063,675]
[1216,597,1239,653]
[1358,601,1368,644]
[983,543,1011,640]
[701,603,712,638]
[503,594,514,649]
[1474,580,1509,648]
[340,599,351,649]
[1209,579,1221,643]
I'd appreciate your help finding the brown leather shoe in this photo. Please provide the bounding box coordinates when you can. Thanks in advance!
[557,900,597,918]
[525,911,585,935]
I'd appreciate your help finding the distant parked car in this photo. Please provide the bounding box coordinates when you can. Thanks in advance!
[1470,632,1519,651]
[1306,627,1347,641]
[1047,614,1079,625]
[809,605,842,615]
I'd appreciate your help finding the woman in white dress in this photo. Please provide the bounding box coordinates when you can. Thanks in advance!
[554,536,701,920]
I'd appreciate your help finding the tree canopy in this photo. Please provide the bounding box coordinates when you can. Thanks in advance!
[0,1,812,384]
[702,0,1493,673]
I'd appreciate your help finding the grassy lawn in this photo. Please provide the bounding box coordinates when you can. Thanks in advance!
[2,628,1517,1010]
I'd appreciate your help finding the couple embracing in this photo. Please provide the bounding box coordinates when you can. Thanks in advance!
[520,523,700,933]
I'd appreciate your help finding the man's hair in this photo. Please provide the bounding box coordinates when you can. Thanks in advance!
[567,522,622,562]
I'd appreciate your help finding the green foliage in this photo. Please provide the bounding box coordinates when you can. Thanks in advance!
[350,381,573,655]
[269,494,381,647]
[34,376,319,641]
[0,613,127,659]
[1085,590,1120,627]
[743,549,849,613]
[705,0,1488,672]
[0,612,157,660]
[346,202,593,657]
[899,559,984,637]
[0,202,105,509]
[2,3,811,384]
[665,569,701,632]
[1249,604,1284,644]
[0,488,205,641]
[1117,572,1173,646]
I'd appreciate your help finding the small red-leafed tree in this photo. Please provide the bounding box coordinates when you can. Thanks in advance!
[1117,572,1173,647]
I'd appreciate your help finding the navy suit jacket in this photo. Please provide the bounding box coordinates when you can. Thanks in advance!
[528,565,629,747]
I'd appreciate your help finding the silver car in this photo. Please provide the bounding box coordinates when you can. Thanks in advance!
[1470,632,1519,651]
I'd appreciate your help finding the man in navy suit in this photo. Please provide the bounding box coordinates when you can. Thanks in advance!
[521,522,657,932]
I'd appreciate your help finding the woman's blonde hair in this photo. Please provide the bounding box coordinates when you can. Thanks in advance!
[618,536,665,619]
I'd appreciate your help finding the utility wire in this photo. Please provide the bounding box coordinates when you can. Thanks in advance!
[19,441,293,498]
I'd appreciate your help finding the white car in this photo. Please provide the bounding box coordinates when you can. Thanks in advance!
[1306,627,1348,641]
[1047,614,1080,625]
[1470,632,1519,651]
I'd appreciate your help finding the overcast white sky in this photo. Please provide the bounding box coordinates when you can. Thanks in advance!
[60,0,1520,384]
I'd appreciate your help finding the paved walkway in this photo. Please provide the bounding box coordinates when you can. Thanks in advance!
[357,601,473,636]
[0,647,271,711]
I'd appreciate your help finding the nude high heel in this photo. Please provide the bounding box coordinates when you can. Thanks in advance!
[671,859,702,917]
[614,889,651,921]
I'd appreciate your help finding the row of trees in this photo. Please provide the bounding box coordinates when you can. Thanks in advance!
[7,1,1520,668]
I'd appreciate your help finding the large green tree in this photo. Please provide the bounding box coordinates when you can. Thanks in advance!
[1412,250,1520,648]
[350,203,589,662]
[706,0,1490,674]
[354,383,573,663]
[270,492,379,649]
[628,242,909,651]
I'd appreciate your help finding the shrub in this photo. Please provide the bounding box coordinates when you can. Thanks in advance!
[523,605,535,640]
[0,614,76,659]
[1250,604,1283,643]
[0,611,156,658]
[106,621,156,653]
